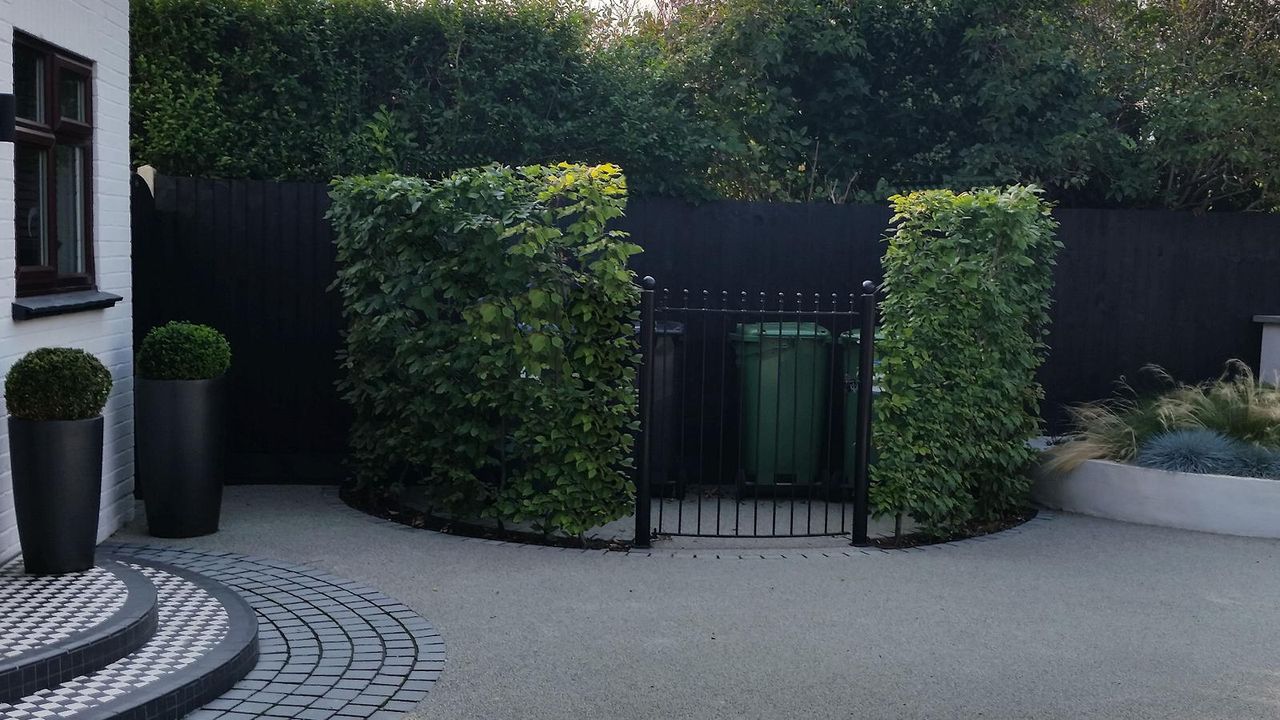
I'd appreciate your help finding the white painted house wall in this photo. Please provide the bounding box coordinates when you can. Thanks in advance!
[0,0,133,563]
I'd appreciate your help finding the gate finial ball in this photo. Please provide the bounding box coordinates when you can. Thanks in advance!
[641,276,656,290]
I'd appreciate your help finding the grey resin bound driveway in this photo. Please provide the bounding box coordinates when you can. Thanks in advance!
[115,486,1280,720]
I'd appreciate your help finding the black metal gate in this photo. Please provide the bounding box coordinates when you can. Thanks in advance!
[634,278,878,546]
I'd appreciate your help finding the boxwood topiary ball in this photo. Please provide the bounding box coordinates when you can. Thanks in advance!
[4,348,113,421]
[138,321,231,380]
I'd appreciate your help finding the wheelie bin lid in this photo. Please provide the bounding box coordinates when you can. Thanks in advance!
[730,322,832,342]
[633,321,686,336]
[837,329,887,345]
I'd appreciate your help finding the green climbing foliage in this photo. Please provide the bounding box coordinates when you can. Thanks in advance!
[328,163,641,536]
[872,186,1060,534]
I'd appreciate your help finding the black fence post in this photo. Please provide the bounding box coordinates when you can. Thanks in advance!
[851,280,877,546]
[635,276,657,548]
[130,171,158,500]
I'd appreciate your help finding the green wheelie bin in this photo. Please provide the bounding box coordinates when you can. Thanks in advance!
[731,322,832,485]
[838,329,884,481]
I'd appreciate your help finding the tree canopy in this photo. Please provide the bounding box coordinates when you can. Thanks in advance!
[131,0,1280,211]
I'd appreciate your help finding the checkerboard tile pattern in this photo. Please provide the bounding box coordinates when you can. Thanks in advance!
[0,560,160,705]
[0,562,129,660]
[103,544,446,719]
[0,564,230,719]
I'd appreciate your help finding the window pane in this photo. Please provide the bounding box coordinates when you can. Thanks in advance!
[14,45,44,123]
[59,71,87,122]
[15,144,48,267]
[55,144,85,274]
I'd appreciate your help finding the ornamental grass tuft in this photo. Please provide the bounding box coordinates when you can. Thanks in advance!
[1047,360,1280,477]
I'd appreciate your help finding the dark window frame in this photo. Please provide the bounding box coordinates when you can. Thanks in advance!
[13,32,94,298]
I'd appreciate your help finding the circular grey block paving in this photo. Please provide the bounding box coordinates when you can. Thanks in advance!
[102,543,445,719]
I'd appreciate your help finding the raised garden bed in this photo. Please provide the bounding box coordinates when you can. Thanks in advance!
[1033,459,1280,538]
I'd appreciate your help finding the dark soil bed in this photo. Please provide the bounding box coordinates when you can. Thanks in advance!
[340,484,622,550]
[868,508,1038,549]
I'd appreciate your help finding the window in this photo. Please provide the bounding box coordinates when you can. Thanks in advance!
[13,33,93,297]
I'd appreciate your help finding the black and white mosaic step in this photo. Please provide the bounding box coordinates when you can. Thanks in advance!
[0,561,157,702]
[103,544,446,720]
[0,545,441,720]
[0,558,258,720]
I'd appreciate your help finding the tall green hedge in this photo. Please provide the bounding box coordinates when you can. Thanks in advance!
[327,163,640,536]
[131,0,714,199]
[871,186,1060,534]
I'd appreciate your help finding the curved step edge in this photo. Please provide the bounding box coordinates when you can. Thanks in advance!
[0,561,160,703]
[87,556,260,720]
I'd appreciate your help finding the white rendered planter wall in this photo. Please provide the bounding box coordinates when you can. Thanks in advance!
[1033,459,1280,539]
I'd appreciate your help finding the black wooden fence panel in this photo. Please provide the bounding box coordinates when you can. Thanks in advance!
[135,176,348,482]
[132,174,1280,482]
[622,198,889,294]
[1043,210,1280,422]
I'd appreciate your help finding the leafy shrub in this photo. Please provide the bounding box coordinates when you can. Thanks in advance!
[4,348,113,421]
[871,185,1060,535]
[137,321,232,380]
[1135,430,1257,476]
[1047,361,1280,473]
[328,163,640,536]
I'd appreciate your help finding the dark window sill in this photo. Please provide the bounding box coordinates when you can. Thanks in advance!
[12,289,123,321]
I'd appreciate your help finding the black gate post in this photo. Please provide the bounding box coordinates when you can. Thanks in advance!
[634,276,657,548]
[851,280,877,546]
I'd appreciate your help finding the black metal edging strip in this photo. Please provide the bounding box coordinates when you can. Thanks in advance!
[0,561,159,703]
[85,555,261,720]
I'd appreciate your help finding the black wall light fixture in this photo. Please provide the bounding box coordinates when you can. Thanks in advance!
[0,93,14,142]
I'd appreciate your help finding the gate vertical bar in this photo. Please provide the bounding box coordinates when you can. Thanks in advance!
[851,280,877,546]
[635,276,657,548]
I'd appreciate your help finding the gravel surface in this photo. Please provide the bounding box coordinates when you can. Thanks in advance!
[114,485,1280,720]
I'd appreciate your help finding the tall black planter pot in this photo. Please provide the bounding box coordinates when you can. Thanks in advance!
[8,416,104,575]
[137,377,224,538]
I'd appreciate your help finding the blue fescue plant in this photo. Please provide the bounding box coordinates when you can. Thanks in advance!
[1135,429,1280,478]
